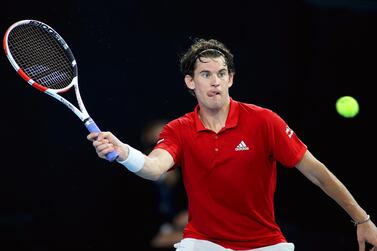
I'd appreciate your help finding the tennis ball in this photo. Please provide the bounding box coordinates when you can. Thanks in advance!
[335,96,359,118]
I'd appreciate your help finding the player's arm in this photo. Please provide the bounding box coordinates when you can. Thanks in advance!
[87,132,174,181]
[137,148,175,180]
[296,150,377,248]
[295,150,368,223]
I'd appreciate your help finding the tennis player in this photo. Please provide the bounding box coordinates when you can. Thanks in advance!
[87,38,377,251]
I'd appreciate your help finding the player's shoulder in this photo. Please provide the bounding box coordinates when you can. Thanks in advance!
[237,100,277,120]
[237,101,286,131]
[165,111,195,129]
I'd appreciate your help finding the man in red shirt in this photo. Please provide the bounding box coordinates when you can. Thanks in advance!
[87,38,377,250]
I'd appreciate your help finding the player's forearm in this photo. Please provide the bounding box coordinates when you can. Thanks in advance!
[116,144,170,181]
[316,169,368,223]
[135,155,166,181]
[297,151,369,222]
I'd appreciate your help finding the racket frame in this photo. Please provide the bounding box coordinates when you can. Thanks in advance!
[3,20,90,121]
[3,19,118,161]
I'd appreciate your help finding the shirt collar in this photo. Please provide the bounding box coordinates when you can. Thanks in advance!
[194,97,239,132]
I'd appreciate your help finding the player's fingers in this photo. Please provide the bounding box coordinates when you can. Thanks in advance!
[87,132,99,141]
[96,142,114,154]
[95,143,107,151]
[99,144,116,158]
[99,131,112,139]
[92,139,111,148]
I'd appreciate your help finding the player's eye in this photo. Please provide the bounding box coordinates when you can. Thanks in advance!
[200,71,211,78]
[218,70,228,78]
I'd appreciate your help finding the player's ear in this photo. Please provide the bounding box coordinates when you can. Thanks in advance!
[228,72,234,88]
[184,75,195,90]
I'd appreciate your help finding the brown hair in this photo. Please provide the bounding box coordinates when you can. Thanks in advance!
[180,38,235,77]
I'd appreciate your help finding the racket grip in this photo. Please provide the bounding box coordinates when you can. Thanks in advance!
[85,118,119,162]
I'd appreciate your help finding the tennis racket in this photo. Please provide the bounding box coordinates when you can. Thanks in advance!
[3,19,118,162]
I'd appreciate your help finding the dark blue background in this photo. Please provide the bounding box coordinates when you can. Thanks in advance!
[1,0,376,250]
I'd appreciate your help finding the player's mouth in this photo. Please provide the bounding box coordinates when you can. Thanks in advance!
[207,90,221,97]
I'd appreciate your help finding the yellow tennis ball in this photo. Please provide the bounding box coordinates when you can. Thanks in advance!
[335,96,359,118]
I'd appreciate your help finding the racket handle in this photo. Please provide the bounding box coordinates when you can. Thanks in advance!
[85,118,119,162]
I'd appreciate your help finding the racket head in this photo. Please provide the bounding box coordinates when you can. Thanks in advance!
[3,19,78,93]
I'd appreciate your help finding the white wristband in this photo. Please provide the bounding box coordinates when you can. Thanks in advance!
[117,145,145,173]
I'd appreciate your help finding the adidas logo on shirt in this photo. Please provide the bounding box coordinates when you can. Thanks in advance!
[235,141,250,151]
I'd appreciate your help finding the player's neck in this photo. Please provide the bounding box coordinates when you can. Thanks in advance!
[198,102,230,133]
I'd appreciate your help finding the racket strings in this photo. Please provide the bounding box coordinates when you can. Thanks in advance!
[8,24,74,90]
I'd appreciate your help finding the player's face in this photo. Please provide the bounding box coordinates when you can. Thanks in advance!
[185,56,233,111]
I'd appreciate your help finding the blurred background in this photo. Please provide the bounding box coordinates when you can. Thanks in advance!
[1,0,376,250]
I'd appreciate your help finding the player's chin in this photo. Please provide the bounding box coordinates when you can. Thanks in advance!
[207,98,225,108]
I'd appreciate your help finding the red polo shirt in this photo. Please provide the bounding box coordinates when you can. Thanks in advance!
[154,98,307,250]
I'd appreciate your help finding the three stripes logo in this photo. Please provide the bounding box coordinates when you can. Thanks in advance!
[235,141,249,151]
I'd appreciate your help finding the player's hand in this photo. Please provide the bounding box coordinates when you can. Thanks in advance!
[87,132,127,161]
[357,220,377,251]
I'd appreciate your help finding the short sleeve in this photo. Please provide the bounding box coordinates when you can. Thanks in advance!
[267,111,307,167]
[153,119,183,166]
